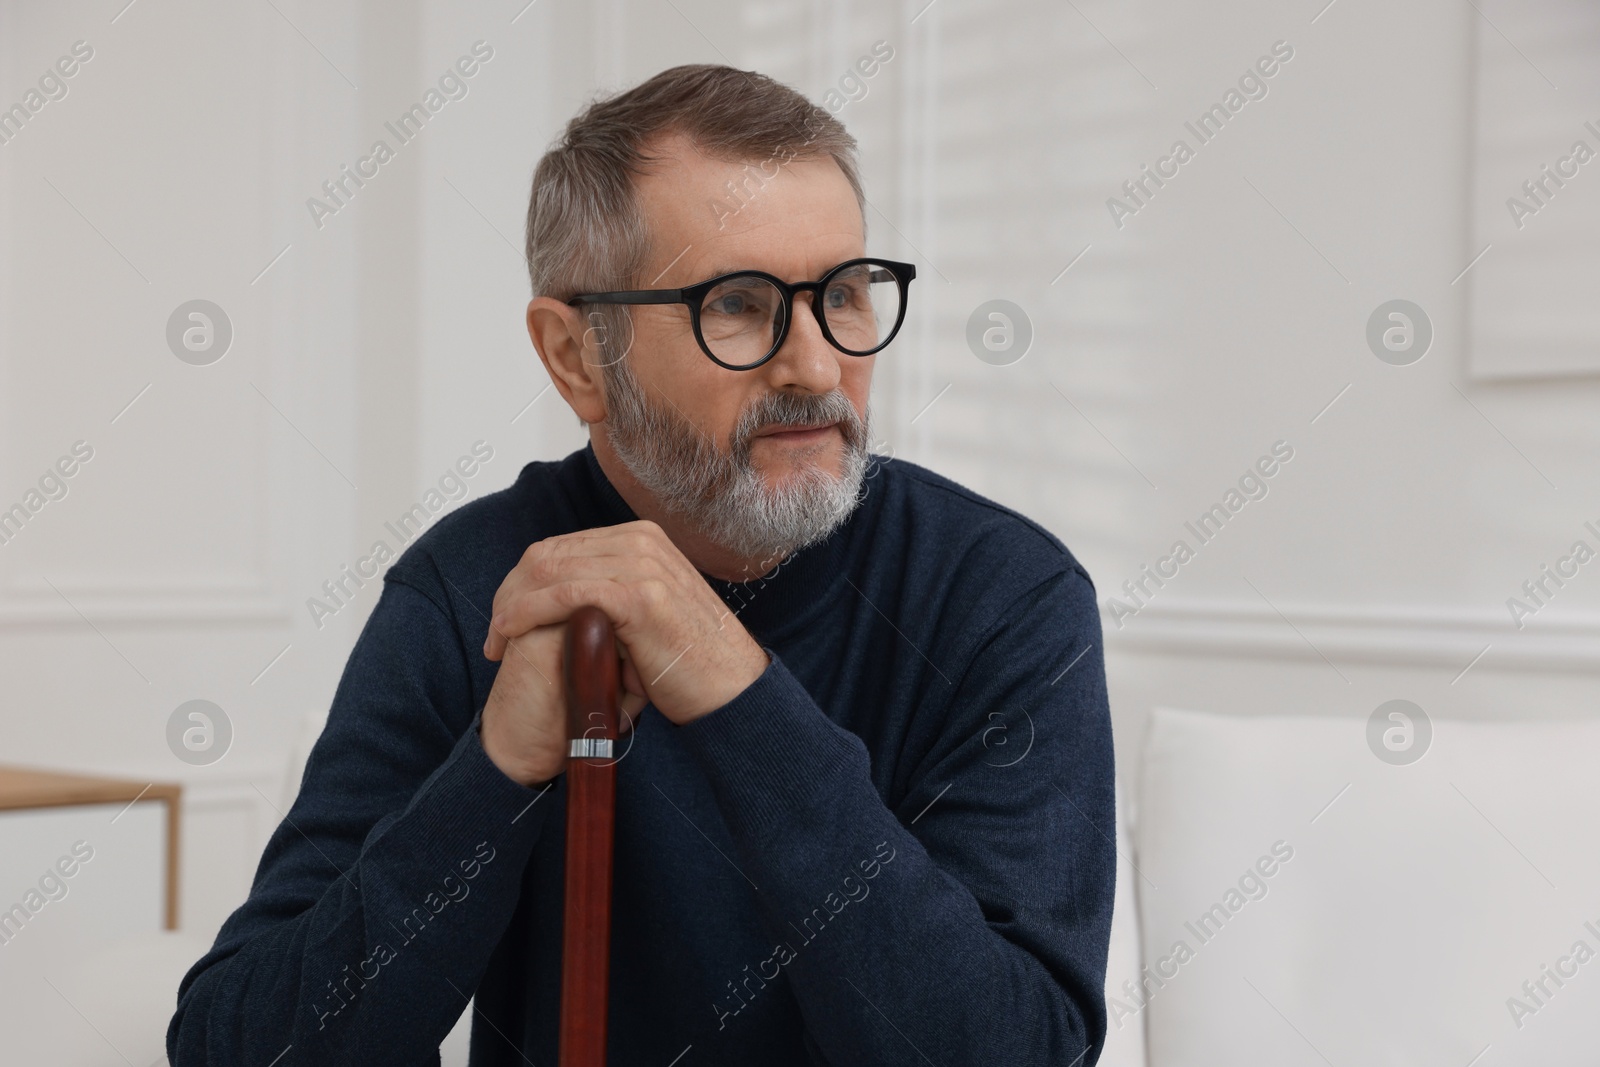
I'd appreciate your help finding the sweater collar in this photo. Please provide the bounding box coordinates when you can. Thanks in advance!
[571,441,867,644]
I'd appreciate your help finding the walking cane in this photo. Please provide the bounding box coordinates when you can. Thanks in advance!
[558,605,621,1067]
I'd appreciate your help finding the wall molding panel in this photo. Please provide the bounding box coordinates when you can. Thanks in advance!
[1111,598,1600,672]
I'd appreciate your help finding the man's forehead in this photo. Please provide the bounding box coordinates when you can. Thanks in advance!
[663,237,866,287]
[634,131,864,281]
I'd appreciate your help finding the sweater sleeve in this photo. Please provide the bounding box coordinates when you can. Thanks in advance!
[674,567,1115,1067]
[166,575,553,1067]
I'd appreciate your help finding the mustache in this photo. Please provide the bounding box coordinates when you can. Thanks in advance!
[732,390,866,455]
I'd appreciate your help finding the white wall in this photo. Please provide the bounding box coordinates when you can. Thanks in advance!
[1,0,1596,1021]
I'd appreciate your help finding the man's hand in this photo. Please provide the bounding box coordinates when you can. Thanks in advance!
[482,520,770,728]
[479,623,650,787]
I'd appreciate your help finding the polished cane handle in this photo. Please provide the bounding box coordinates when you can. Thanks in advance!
[558,605,620,1067]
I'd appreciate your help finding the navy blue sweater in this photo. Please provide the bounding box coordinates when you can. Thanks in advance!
[168,442,1115,1066]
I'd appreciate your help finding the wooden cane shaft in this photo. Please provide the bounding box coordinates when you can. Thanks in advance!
[558,606,620,1067]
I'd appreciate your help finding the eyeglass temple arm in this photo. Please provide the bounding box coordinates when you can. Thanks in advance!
[566,291,684,306]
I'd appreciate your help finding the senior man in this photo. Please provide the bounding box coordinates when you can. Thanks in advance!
[169,64,1114,1066]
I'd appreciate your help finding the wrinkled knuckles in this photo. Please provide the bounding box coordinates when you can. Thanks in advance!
[630,520,672,551]
[524,552,561,588]
[636,552,672,583]
[636,578,672,614]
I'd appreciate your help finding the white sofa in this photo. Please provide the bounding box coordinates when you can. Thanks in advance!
[1101,706,1600,1066]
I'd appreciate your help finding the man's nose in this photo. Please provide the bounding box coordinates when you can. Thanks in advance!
[763,291,842,393]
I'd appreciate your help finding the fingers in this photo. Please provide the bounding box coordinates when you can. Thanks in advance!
[620,654,645,698]
[486,578,633,661]
[495,623,563,686]
[619,690,647,734]
[484,522,690,661]
[484,618,643,780]
[485,551,665,660]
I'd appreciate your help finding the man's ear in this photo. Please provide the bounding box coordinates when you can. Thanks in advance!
[526,297,608,424]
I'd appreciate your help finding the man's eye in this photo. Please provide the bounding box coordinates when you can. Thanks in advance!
[708,294,747,315]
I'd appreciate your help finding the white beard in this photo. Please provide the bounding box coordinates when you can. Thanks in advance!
[600,353,872,566]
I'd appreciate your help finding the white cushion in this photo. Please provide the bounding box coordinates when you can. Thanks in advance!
[1136,706,1600,1066]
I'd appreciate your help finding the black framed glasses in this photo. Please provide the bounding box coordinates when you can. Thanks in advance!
[567,257,916,371]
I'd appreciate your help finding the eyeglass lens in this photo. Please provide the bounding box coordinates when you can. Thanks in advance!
[696,262,904,367]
